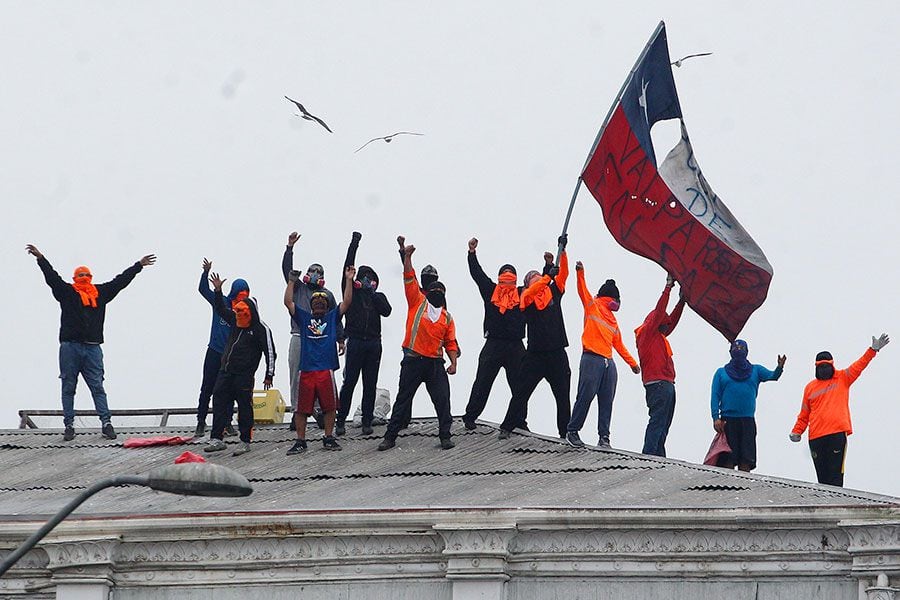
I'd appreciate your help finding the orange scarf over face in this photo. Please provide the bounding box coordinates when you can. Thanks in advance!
[491,272,520,313]
[232,291,251,328]
[71,266,98,307]
[521,279,552,311]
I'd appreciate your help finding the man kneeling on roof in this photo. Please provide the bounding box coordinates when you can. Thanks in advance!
[378,239,460,451]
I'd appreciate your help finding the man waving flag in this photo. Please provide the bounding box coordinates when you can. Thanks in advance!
[579,22,772,341]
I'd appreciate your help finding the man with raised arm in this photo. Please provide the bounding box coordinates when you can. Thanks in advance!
[204,273,276,456]
[378,239,459,451]
[26,244,155,441]
[335,232,392,437]
[634,274,686,457]
[498,235,571,440]
[790,334,889,486]
[281,231,343,430]
[462,237,525,430]
[284,266,356,454]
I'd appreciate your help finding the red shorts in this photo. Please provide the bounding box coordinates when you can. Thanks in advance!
[296,370,338,414]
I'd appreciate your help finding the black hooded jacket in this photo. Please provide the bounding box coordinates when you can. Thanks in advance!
[215,291,276,379]
[37,256,143,344]
[343,237,392,340]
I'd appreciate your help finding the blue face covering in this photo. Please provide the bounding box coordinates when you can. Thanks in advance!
[724,339,752,381]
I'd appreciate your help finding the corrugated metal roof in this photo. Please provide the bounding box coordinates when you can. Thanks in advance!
[0,418,896,518]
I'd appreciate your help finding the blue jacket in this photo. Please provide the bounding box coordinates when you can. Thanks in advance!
[199,270,248,354]
[711,364,782,419]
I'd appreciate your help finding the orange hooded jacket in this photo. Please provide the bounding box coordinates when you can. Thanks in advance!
[791,347,876,441]
[576,269,637,367]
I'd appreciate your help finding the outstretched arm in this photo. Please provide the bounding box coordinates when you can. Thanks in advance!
[282,232,299,283]
[283,272,298,316]
[27,244,68,299]
[210,272,236,326]
[339,266,356,315]
[467,238,494,299]
[198,258,215,303]
[575,262,591,308]
[101,254,154,302]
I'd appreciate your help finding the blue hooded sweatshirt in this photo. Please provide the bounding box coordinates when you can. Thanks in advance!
[199,270,249,354]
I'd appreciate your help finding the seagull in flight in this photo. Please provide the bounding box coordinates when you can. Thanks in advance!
[284,96,333,133]
[354,132,424,153]
[671,52,713,68]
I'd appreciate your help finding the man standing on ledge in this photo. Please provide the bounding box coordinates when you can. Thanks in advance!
[462,237,525,430]
[378,239,460,451]
[634,274,685,457]
[790,333,889,487]
[26,244,156,441]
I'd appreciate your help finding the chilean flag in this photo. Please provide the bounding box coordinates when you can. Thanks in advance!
[581,23,772,341]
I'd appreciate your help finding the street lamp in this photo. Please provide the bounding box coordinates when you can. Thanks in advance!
[0,462,252,577]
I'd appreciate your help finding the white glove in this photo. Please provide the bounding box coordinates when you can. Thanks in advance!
[871,333,890,352]
[789,433,801,443]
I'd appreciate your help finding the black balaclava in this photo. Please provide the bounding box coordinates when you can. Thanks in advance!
[815,351,835,380]
[498,264,516,276]
[421,264,439,290]
[426,281,446,308]
[357,265,378,291]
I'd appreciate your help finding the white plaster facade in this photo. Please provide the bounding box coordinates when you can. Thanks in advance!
[1,508,898,600]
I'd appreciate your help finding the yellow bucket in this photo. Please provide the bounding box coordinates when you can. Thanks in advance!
[252,389,285,424]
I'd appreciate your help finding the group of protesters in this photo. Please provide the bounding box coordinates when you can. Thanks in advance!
[25,235,889,488]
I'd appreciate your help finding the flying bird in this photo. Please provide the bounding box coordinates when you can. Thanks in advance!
[354,132,424,153]
[284,96,333,133]
[671,52,713,68]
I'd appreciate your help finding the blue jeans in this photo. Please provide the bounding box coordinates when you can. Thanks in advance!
[641,380,676,457]
[567,352,617,440]
[59,342,111,426]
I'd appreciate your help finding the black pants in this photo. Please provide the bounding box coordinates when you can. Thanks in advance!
[337,338,383,427]
[384,355,452,441]
[500,348,571,438]
[211,372,254,443]
[810,432,847,487]
[722,417,757,470]
[463,338,526,424]
[196,347,222,424]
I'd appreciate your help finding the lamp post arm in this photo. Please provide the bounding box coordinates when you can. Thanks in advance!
[0,474,147,577]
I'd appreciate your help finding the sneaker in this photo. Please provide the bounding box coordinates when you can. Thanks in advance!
[463,420,476,431]
[194,422,206,438]
[361,425,374,436]
[498,429,511,440]
[204,438,227,453]
[598,436,611,448]
[63,426,75,442]
[566,431,585,448]
[101,423,117,440]
[440,438,455,450]
[313,409,326,430]
[371,417,387,426]
[286,439,308,455]
[377,438,396,451]
[335,423,346,437]
[323,436,342,451]
[232,442,251,456]
[224,424,237,437]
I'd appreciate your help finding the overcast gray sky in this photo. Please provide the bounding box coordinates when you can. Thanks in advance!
[3,2,898,496]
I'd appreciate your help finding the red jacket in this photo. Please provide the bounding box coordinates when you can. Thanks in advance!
[634,286,685,384]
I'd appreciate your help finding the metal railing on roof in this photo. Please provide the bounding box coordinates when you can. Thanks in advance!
[18,407,297,429]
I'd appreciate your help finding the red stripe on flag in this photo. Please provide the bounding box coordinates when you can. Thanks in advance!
[582,106,771,341]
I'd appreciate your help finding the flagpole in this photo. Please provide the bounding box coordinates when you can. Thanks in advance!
[555,20,667,264]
